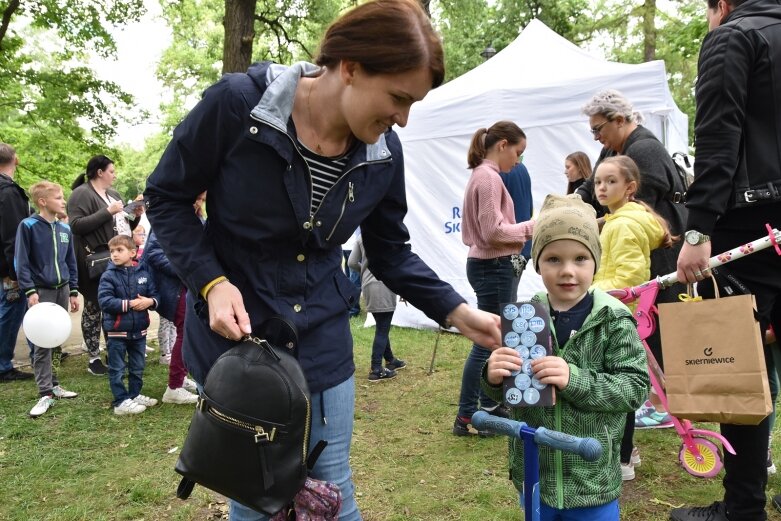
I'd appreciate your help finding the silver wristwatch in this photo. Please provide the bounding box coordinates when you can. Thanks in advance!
[684,230,710,245]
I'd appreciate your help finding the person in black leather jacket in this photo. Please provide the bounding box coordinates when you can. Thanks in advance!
[672,0,781,520]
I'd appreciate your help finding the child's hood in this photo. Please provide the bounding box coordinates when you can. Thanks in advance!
[605,201,665,250]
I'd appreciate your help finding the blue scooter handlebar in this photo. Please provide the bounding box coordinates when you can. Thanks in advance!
[472,411,603,462]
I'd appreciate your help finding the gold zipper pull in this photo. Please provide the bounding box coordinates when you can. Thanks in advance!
[254,426,277,443]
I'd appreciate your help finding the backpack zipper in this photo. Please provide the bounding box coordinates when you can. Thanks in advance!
[204,404,277,442]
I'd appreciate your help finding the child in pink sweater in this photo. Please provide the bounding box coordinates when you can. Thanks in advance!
[454,120,535,436]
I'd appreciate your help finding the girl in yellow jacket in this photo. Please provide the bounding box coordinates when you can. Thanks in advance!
[591,154,678,482]
[592,155,677,301]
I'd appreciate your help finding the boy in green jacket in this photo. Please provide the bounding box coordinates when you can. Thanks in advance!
[483,194,649,520]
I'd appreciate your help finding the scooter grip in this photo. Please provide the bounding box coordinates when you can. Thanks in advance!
[534,427,603,462]
[471,411,526,438]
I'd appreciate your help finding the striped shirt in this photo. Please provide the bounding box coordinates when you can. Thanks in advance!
[298,141,350,214]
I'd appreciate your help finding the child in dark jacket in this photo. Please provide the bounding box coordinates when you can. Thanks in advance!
[15,181,80,417]
[98,234,159,415]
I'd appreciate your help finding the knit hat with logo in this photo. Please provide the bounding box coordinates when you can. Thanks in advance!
[531,194,601,274]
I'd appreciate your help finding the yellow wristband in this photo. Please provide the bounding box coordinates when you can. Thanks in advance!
[201,276,228,299]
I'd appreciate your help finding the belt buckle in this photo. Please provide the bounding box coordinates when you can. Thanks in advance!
[744,190,757,203]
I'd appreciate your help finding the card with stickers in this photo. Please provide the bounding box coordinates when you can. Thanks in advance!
[501,301,555,408]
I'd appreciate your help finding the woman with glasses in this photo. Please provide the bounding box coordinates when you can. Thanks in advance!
[577,89,687,482]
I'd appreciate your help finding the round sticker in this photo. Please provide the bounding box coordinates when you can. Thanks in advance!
[524,388,541,405]
[502,304,519,320]
[522,359,533,376]
[519,303,535,319]
[512,318,528,333]
[530,345,547,359]
[521,331,537,347]
[517,346,530,359]
[528,316,545,333]
[514,373,532,390]
[504,331,520,348]
[505,388,523,405]
[531,376,547,390]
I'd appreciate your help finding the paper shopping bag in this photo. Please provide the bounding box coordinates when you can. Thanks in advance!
[658,292,771,425]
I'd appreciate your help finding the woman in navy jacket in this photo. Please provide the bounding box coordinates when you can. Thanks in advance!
[145,1,500,519]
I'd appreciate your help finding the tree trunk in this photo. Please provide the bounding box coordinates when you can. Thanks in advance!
[642,0,656,62]
[223,0,257,74]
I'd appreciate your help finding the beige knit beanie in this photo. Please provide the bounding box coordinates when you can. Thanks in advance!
[531,194,601,273]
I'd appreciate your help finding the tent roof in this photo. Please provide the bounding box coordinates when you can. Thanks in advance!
[398,19,676,141]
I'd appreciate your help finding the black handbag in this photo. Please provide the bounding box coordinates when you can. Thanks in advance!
[175,317,312,516]
[85,244,111,280]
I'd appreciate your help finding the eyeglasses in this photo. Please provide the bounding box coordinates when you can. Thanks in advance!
[590,120,611,137]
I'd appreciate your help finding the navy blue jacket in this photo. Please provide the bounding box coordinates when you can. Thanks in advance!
[15,215,79,296]
[145,61,466,391]
[141,231,183,322]
[98,262,158,340]
[499,163,533,259]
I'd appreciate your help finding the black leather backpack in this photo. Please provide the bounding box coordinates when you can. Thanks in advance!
[175,317,311,516]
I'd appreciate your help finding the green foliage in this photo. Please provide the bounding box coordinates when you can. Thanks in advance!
[0,1,145,195]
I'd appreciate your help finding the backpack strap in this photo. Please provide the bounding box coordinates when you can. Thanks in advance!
[176,477,196,499]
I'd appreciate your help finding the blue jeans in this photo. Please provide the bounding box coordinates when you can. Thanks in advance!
[107,337,146,406]
[538,499,619,521]
[0,284,26,373]
[370,311,395,370]
[229,376,361,521]
[457,256,513,417]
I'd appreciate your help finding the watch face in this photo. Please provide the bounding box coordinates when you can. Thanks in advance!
[685,231,700,245]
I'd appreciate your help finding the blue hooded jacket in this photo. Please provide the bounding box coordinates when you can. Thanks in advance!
[141,231,183,322]
[15,214,79,296]
[98,262,159,340]
[145,61,466,391]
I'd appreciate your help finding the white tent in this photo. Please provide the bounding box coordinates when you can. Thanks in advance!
[392,19,689,329]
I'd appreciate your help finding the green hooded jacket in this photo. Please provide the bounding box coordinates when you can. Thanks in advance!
[481,288,650,510]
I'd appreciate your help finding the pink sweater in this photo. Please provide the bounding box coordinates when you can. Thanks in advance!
[462,160,534,259]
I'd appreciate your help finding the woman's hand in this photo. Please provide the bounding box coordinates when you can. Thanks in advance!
[486,347,521,385]
[447,303,501,350]
[207,280,252,340]
[107,201,124,215]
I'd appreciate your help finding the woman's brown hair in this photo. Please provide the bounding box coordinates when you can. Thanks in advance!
[467,121,525,169]
[599,156,679,248]
[565,151,592,194]
[315,0,445,88]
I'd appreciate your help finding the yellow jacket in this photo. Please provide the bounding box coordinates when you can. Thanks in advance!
[593,202,664,302]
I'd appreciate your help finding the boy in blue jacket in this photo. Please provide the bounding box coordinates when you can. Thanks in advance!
[98,234,159,415]
[15,181,80,417]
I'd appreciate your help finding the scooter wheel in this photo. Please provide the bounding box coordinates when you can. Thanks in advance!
[679,438,723,478]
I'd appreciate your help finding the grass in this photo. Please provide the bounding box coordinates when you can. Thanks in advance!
[1,317,781,520]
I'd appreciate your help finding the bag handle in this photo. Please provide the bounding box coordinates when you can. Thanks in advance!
[681,275,720,302]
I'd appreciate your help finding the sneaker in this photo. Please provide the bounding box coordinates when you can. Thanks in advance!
[630,446,642,467]
[133,394,158,407]
[182,377,198,394]
[635,403,671,429]
[648,409,674,428]
[670,501,728,521]
[385,358,407,371]
[145,345,155,353]
[87,358,107,376]
[159,354,171,366]
[768,450,776,475]
[481,404,510,419]
[51,385,78,399]
[772,493,781,513]
[368,367,397,382]
[0,368,34,382]
[452,416,495,437]
[114,398,146,415]
[621,462,635,481]
[29,395,55,417]
[162,386,199,404]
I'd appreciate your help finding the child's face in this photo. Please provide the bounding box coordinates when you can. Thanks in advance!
[110,244,136,267]
[132,228,146,247]
[594,163,636,210]
[537,239,595,311]
[39,190,66,216]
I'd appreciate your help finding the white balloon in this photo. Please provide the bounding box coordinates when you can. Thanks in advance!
[23,302,72,348]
